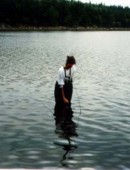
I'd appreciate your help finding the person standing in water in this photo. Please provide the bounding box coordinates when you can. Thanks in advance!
[54,56,76,106]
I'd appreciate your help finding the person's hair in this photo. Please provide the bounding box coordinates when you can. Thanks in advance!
[66,56,76,65]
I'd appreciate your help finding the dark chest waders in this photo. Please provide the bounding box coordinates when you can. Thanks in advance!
[54,68,73,105]
[64,68,73,102]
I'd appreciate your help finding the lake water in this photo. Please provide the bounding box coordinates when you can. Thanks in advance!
[0,31,130,169]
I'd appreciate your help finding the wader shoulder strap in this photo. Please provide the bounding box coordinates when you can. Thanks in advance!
[69,68,71,76]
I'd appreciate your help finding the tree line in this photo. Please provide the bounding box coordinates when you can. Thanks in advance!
[0,0,130,28]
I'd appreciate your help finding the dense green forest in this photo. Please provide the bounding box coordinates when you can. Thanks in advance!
[0,0,130,28]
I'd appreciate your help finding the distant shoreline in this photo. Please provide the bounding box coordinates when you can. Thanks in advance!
[0,26,130,31]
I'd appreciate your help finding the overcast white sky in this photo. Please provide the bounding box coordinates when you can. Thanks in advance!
[80,0,130,7]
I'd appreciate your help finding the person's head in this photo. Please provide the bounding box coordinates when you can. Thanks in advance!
[65,56,76,69]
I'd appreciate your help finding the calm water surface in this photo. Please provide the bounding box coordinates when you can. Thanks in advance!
[0,31,130,169]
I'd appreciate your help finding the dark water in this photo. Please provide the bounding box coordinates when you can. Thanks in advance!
[0,31,130,169]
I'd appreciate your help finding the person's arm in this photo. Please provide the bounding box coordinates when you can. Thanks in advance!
[61,87,69,103]
[58,67,69,103]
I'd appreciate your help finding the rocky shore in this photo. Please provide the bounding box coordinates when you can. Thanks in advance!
[0,25,130,31]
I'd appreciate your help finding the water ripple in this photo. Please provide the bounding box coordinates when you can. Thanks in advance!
[0,31,130,169]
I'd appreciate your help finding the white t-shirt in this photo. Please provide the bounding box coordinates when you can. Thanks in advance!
[57,65,76,87]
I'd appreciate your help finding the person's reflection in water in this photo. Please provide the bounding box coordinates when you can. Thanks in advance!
[54,103,78,167]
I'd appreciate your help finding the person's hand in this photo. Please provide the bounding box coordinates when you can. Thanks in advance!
[63,97,69,103]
